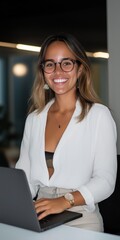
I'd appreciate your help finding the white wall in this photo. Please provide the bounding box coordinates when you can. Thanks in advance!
[107,0,120,153]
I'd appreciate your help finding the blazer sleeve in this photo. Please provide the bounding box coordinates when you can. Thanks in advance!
[78,107,117,211]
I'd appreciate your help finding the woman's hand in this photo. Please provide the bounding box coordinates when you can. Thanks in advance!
[34,196,70,220]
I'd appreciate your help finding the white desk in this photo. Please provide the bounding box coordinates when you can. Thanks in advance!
[0,223,120,240]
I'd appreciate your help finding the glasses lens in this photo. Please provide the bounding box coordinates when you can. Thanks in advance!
[43,61,55,73]
[61,59,74,72]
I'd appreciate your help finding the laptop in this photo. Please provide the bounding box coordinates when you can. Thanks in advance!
[0,167,82,232]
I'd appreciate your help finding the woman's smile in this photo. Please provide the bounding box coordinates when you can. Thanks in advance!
[53,78,68,83]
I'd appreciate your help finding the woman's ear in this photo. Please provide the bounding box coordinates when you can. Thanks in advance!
[79,64,83,72]
[77,64,83,78]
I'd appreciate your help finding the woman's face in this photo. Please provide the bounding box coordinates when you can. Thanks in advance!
[43,41,82,96]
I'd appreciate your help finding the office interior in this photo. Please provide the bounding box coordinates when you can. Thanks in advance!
[0,0,108,167]
[0,0,120,236]
[0,49,108,167]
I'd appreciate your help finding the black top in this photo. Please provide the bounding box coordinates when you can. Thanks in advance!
[45,151,54,168]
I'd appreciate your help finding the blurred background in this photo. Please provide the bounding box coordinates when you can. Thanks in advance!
[0,0,118,167]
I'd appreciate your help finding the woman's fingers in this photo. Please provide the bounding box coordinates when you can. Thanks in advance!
[34,197,66,219]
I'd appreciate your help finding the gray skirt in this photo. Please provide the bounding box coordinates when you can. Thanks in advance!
[37,186,104,232]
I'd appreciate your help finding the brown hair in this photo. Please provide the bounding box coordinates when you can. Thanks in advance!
[28,33,101,121]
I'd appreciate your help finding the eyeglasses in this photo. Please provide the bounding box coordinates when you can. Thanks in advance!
[40,58,80,74]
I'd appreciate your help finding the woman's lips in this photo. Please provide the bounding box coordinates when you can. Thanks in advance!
[53,78,67,83]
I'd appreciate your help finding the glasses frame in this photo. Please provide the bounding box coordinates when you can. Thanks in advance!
[40,58,80,74]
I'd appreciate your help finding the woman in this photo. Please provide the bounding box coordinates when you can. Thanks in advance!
[15,33,117,232]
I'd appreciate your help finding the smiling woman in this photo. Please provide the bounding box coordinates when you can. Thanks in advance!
[15,33,117,233]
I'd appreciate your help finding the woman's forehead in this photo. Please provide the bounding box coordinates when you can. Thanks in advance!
[44,41,75,60]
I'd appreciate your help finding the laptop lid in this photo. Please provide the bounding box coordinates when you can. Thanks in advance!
[0,167,82,232]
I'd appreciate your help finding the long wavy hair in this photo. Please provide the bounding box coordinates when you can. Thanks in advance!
[28,33,101,121]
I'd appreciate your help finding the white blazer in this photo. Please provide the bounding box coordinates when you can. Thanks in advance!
[16,99,117,211]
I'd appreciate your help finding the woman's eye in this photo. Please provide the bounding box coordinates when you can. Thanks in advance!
[63,61,72,66]
[45,63,52,68]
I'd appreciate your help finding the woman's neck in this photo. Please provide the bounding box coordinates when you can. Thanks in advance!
[53,94,77,113]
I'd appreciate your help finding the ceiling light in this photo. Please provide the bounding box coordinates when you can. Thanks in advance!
[93,52,109,59]
[12,63,28,77]
[16,44,40,52]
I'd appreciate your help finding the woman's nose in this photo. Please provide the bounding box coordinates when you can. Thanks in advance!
[55,62,63,72]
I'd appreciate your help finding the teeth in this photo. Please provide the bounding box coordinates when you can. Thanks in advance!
[54,79,67,83]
